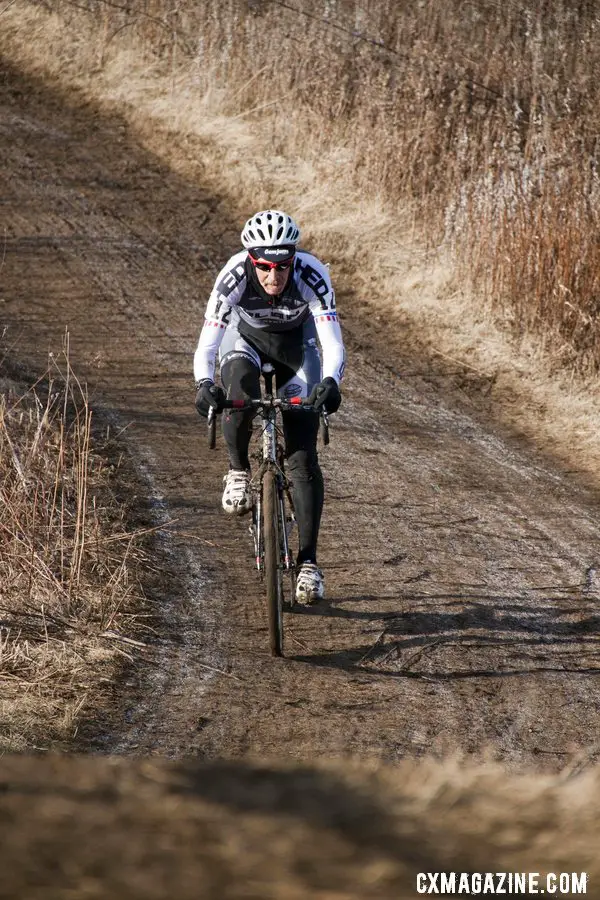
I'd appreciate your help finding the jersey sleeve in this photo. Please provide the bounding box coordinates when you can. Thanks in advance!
[313,310,346,384]
[296,255,346,385]
[193,253,246,383]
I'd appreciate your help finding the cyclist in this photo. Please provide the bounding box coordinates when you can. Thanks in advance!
[193,209,345,604]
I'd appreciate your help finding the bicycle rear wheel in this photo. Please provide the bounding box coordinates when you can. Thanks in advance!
[263,468,284,657]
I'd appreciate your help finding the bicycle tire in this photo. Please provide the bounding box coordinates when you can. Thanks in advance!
[263,468,284,657]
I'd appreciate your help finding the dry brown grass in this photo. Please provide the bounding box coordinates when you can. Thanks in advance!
[43,0,600,375]
[0,343,148,752]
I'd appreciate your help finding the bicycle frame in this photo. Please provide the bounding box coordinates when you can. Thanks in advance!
[206,365,329,656]
[250,366,295,578]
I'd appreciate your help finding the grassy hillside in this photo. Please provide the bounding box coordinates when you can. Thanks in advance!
[48,0,600,375]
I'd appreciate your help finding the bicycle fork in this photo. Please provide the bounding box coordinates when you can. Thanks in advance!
[252,469,295,572]
[250,411,296,574]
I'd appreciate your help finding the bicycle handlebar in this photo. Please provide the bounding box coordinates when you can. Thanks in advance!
[206,396,329,448]
[219,397,312,411]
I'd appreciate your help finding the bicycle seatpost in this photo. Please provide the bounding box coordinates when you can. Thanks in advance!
[262,362,275,398]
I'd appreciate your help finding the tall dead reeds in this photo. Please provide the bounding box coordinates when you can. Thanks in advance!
[0,347,147,751]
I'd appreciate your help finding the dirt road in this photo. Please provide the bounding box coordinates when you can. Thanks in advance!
[2,58,600,771]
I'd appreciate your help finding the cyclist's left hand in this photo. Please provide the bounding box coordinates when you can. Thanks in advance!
[307,377,342,413]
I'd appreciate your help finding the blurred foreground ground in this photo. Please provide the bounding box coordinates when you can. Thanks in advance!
[1,755,598,899]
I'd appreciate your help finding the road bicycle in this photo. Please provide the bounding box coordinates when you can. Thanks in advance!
[207,363,329,657]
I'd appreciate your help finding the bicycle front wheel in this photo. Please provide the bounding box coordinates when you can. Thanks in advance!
[263,468,284,657]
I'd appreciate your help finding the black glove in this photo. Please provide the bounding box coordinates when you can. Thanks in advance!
[307,377,342,413]
[195,379,227,418]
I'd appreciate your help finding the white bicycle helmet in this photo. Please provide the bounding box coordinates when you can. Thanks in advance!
[241,209,300,249]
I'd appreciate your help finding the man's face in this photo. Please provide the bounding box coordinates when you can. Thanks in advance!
[250,253,294,296]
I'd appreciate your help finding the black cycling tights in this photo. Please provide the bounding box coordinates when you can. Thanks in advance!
[220,356,324,566]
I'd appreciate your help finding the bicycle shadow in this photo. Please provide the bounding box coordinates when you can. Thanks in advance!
[287,591,600,680]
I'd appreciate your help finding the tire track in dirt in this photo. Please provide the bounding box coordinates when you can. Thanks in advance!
[2,60,600,769]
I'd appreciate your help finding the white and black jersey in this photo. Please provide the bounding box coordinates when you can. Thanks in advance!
[194,249,345,385]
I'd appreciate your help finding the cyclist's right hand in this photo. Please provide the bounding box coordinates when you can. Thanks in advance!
[195,379,227,417]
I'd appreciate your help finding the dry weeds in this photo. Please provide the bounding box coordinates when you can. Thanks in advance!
[0,344,148,751]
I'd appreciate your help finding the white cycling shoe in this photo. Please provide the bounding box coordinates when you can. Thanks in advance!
[295,562,325,605]
[222,469,252,515]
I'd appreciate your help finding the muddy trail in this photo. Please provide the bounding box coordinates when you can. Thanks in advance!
[2,59,600,771]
